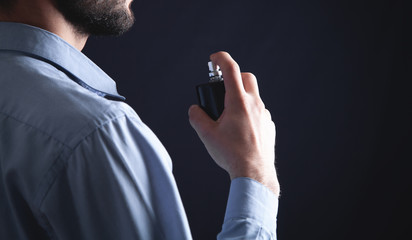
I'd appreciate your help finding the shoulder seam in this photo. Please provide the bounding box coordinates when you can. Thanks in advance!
[34,111,131,207]
[31,110,138,232]
[0,111,72,149]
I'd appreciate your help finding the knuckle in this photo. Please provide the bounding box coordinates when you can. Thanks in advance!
[243,74,258,86]
[255,99,265,111]
[243,72,257,80]
[265,109,273,119]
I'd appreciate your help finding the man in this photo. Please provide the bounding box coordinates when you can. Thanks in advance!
[0,0,280,239]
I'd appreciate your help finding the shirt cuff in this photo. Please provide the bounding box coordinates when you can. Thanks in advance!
[224,177,279,230]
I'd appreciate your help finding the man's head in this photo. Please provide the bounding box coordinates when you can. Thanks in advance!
[54,0,135,36]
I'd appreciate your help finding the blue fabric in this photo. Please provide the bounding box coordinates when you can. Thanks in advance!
[0,22,278,239]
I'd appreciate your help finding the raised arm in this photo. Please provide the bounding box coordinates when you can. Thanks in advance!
[189,51,280,239]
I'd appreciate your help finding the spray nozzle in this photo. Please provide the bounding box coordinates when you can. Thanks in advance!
[208,61,223,82]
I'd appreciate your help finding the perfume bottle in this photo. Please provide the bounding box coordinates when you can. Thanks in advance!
[196,61,225,120]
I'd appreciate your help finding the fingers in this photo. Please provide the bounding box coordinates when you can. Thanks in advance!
[210,52,244,97]
[241,72,260,96]
[210,52,261,99]
[188,105,215,139]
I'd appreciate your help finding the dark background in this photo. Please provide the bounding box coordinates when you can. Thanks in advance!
[83,0,410,239]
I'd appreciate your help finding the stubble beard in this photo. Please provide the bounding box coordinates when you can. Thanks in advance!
[54,0,135,36]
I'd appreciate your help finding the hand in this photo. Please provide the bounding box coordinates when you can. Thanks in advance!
[189,51,280,197]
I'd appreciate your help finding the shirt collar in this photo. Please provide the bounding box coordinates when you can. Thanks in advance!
[0,22,125,101]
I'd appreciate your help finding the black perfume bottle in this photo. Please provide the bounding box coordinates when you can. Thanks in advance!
[196,61,225,120]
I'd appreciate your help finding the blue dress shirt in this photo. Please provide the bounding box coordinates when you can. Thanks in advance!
[0,22,278,239]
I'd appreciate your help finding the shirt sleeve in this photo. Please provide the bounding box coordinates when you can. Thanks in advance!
[36,112,278,240]
[217,178,279,240]
[37,114,192,240]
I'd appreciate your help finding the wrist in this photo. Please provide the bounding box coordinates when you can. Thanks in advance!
[230,167,280,198]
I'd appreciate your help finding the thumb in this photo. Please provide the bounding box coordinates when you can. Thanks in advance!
[188,105,215,138]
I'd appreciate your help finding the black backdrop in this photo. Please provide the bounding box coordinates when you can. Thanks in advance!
[83,0,410,239]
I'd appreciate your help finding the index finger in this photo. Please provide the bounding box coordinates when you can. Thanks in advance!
[210,51,245,97]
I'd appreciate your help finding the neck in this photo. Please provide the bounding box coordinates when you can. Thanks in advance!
[0,0,88,51]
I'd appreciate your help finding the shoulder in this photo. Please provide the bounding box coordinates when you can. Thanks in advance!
[0,51,139,149]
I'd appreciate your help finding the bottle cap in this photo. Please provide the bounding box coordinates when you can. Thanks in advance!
[208,61,223,82]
